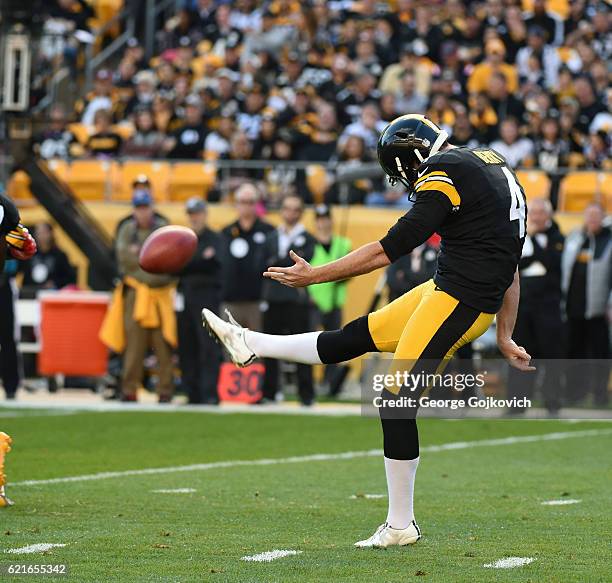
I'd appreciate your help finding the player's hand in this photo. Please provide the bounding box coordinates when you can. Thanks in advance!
[498,338,535,371]
[263,250,314,288]
[6,225,37,260]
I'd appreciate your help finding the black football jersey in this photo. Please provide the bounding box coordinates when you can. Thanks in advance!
[0,193,20,236]
[380,147,527,313]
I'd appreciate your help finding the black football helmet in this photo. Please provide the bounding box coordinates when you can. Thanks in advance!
[377,114,449,190]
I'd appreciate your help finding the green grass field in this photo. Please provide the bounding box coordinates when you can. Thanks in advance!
[0,409,610,582]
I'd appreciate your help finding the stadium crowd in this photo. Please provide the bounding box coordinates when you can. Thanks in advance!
[33,0,611,207]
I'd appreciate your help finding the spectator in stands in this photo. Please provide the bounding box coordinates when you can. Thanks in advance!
[260,194,317,405]
[177,198,223,405]
[85,109,122,157]
[507,198,564,415]
[76,69,115,126]
[516,26,564,90]
[574,75,607,138]
[32,104,81,159]
[562,203,612,406]
[125,70,158,118]
[102,190,176,402]
[204,114,235,159]
[467,39,518,95]
[330,135,375,206]
[221,183,274,331]
[532,117,568,173]
[490,118,534,168]
[163,94,206,159]
[584,130,611,170]
[340,102,387,155]
[486,72,524,126]
[308,204,351,394]
[524,0,564,47]
[121,108,165,158]
[450,107,481,149]
[20,223,75,297]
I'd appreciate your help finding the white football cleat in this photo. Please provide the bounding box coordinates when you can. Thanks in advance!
[354,520,421,548]
[202,308,256,367]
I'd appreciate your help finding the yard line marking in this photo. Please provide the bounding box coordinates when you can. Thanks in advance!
[11,429,612,488]
[541,499,582,506]
[350,494,386,499]
[4,543,67,554]
[484,557,535,569]
[241,550,302,562]
[150,488,197,494]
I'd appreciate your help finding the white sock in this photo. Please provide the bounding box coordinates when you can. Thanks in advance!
[245,330,323,364]
[384,456,419,529]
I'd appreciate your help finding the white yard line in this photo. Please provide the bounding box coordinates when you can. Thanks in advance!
[11,428,611,488]
[0,411,77,419]
[150,488,197,494]
[541,499,582,506]
[241,550,302,562]
[4,543,67,554]
[484,557,535,569]
[349,494,386,499]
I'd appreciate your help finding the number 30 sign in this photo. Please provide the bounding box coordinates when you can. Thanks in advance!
[217,362,264,403]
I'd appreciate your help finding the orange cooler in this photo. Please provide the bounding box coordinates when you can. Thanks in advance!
[38,291,110,376]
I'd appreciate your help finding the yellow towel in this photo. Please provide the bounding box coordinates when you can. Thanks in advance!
[99,276,177,353]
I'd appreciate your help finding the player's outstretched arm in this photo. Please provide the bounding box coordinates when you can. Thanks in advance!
[496,269,535,371]
[263,241,390,288]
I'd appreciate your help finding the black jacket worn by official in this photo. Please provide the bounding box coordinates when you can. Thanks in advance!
[261,226,317,305]
[177,227,224,404]
[221,217,274,303]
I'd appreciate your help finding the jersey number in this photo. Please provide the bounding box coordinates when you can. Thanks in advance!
[502,166,526,238]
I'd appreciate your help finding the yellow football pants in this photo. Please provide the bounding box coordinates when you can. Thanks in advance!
[368,279,494,367]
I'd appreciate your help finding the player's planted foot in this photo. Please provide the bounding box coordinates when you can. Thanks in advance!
[354,521,421,548]
[202,308,256,367]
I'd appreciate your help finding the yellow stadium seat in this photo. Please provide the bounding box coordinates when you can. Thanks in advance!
[45,159,69,184]
[558,172,599,212]
[305,164,331,204]
[515,170,551,202]
[66,160,111,201]
[168,162,217,202]
[6,170,32,201]
[113,160,170,202]
[599,173,612,213]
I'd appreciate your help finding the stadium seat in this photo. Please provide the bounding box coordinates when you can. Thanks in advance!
[45,159,69,184]
[168,162,217,202]
[6,170,32,201]
[558,172,600,212]
[305,165,331,204]
[515,170,551,202]
[66,160,111,201]
[599,172,612,213]
[113,160,170,202]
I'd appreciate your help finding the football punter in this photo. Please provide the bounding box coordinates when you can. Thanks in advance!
[203,114,531,548]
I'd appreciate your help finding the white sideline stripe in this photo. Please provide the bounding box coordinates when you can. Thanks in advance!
[150,488,197,494]
[541,499,581,506]
[4,543,67,555]
[11,429,612,488]
[0,411,77,419]
[350,494,386,499]
[484,557,535,569]
[241,550,302,562]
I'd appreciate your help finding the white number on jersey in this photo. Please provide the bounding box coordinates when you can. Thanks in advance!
[502,166,526,238]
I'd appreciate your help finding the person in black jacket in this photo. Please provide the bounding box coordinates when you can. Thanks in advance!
[386,237,439,302]
[177,198,223,404]
[221,184,274,330]
[20,223,75,298]
[507,197,565,414]
[261,194,317,405]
